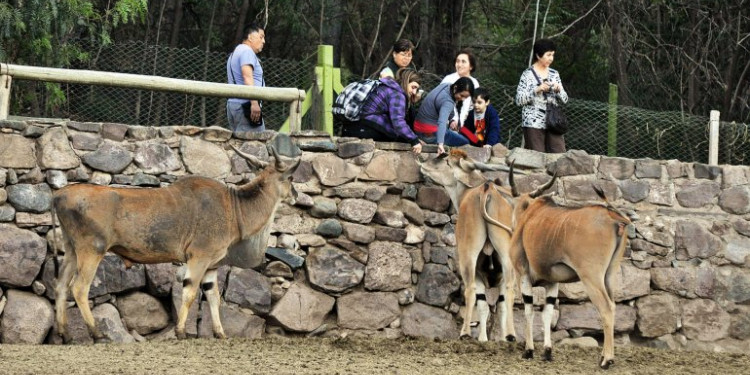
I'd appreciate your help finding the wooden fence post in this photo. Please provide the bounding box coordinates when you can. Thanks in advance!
[0,74,11,120]
[607,83,618,157]
[318,45,335,135]
[709,110,720,165]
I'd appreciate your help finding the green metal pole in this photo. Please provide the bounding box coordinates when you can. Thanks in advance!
[318,45,334,135]
[607,83,618,156]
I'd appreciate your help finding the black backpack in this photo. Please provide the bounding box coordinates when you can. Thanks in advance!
[332,79,382,122]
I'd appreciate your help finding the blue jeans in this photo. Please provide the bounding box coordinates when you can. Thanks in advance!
[417,130,470,147]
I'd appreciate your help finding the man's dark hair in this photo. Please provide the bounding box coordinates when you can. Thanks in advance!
[532,39,556,62]
[393,39,415,53]
[242,22,264,41]
[451,77,475,97]
[456,49,477,73]
[473,87,490,102]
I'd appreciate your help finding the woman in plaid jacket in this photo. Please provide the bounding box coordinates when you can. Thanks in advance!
[342,69,424,154]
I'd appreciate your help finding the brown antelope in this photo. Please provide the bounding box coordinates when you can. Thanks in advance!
[52,146,299,342]
[419,149,517,342]
[504,163,631,369]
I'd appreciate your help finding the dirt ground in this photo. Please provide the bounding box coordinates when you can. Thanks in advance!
[1,336,748,375]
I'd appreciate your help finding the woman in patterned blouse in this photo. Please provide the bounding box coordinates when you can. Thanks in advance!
[515,38,568,153]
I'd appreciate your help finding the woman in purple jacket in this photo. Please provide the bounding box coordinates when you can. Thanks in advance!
[342,69,423,154]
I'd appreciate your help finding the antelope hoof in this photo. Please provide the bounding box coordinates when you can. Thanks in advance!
[599,357,615,370]
[175,329,187,340]
[522,349,534,359]
[505,335,516,342]
[542,347,553,361]
[214,331,227,340]
[460,334,472,341]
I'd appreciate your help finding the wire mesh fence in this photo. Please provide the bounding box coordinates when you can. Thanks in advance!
[9,41,749,165]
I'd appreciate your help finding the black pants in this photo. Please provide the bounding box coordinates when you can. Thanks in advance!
[342,119,409,143]
[523,127,566,153]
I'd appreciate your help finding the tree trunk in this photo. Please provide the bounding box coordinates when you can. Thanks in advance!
[607,0,630,105]
[322,0,344,66]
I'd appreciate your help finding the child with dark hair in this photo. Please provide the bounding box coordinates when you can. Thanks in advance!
[460,87,501,147]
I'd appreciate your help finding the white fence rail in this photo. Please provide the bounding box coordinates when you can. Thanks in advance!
[0,63,305,131]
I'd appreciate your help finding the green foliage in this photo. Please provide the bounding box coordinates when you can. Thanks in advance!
[1,0,147,116]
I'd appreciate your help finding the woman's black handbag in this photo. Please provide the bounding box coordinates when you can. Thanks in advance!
[531,68,568,135]
[545,102,568,135]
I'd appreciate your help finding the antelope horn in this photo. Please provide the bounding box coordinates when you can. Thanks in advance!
[529,173,557,198]
[269,146,289,172]
[509,160,519,197]
[231,144,269,168]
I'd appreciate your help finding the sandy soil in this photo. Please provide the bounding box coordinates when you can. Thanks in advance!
[0,336,748,375]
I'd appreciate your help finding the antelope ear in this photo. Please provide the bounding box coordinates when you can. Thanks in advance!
[457,157,477,172]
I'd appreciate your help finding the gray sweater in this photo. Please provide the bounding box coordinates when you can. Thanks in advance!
[415,83,454,144]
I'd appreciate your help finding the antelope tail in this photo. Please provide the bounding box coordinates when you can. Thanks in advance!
[481,191,512,234]
[50,203,60,278]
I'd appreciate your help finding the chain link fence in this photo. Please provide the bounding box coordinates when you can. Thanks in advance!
[10,41,749,165]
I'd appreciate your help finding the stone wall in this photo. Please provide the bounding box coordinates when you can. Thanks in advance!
[0,119,749,352]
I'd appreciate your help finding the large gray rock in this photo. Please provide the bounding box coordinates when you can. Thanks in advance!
[337,140,375,159]
[145,263,175,297]
[614,263,651,302]
[400,199,425,225]
[719,186,750,214]
[91,254,146,297]
[360,151,401,182]
[37,127,80,169]
[635,159,662,178]
[101,123,129,141]
[674,221,722,260]
[180,137,231,178]
[342,222,376,244]
[647,182,675,206]
[364,241,412,291]
[0,134,36,168]
[269,283,335,332]
[82,142,133,173]
[635,293,681,338]
[620,180,650,203]
[598,157,635,179]
[116,291,170,335]
[715,267,750,304]
[415,263,460,307]
[0,224,47,287]
[548,150,595,176]
[310,196,338,218]
[198,301,265,338]
[93,303,135,343]
[6,183,52,213]
[69,130,101,151]
[337,291,400,330]
[651,267,699,297]
[676,181,720,208]
[416,186,451,212]
[306,247,365,293]
[338,198,377,223]
[681,298,730,342]
[401,302,459,340]
[0,290,54,344]
[556,303,636,332]
[224,267,272,314]
[134,142,182,174]
[311,153,361,186]
[0,204,15,222]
